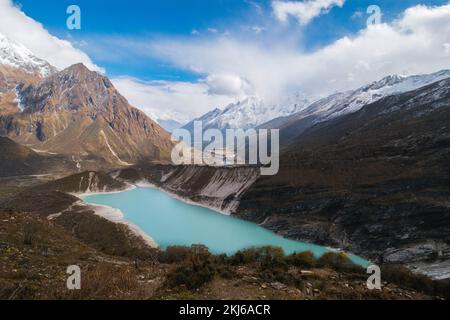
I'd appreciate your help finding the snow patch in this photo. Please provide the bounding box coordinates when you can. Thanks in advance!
[13,86,25,112]
[0,32,54,77]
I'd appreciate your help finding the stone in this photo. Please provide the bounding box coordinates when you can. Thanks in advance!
[270,282,287,290]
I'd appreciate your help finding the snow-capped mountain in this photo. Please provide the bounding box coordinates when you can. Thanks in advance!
[185,69,450,134]
[183,93,318,132]
[260,69,450,140]
[291,69,450,124]
[0,32,56,77]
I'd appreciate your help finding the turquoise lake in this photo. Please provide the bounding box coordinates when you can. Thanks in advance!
[82,187,369,267]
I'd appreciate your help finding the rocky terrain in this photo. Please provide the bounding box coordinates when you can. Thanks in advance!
[0,65,41,116]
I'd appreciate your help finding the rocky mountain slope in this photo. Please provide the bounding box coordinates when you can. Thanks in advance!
[237,77,450,278]
[0,33,173,168]
[0,63,173,166]
[0,65,42,116]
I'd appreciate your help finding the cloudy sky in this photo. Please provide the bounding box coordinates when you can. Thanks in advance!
[1,0,450,123]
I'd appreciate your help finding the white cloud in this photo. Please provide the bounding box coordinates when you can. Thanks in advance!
[148,3,450,103]
[0,0,103,72]
[272,0,345,25]
[205,74,253,96]
[4,0,450,125]
[111,77,236,123]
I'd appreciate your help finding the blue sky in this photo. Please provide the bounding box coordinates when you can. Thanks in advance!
[4,0,450,122]
[14,0,448,81]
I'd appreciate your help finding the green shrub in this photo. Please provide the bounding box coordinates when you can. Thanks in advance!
[257,246,287,271]
[165,245,217,290]
[159,246,192,263]
[230,248,259,265]
[286,251,316,268]
[230,246,286,267]
[317,252,356,271]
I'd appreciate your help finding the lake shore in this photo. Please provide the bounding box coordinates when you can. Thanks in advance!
[80,184,370,267]
[77,189,159,249]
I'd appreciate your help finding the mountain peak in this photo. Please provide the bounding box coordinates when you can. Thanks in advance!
[183,93,318,133]
[364,74,406,91]
[1,63,173,164]
[0,32,56,77]
[56,62,98,82]
[20,62,119,115]
[65,62,90,72]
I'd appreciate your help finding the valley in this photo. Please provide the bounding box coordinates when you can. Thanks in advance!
[1,30,450,300]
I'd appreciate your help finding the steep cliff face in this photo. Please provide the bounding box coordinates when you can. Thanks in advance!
[38,171,127,194]
[0,63,173,166]
[118,165,260,214]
